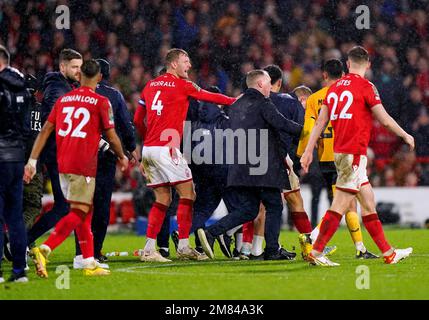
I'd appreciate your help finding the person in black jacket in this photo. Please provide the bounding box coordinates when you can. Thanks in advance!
[26,49,82,247]
[0,45,31,282]
[197,69,302,260]
[73,58,137,266]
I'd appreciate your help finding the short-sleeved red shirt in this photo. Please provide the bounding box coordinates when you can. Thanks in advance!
[324,73,381,155]
[140,72,235,148]
[48,86,114,177]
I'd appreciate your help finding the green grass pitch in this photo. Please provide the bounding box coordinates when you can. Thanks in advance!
[1,228,428,300]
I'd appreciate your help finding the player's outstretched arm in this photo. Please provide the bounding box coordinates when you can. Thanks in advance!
[188,83,236,106]
[300,104,329,173]
[24,121,55,183]
[371,104,415,151]
[104,128,129,171]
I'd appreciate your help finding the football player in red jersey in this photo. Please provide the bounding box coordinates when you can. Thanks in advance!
[24,60,129,277]
[301,46,414,266]
[137,49,236,262]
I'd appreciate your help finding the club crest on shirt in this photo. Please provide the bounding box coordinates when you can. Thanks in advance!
[191,82,201,92]
[108,102,114,125]
[371,85,380,100]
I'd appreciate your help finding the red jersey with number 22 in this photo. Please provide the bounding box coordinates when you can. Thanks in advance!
[324,73,381,155]
[141,72,236,148]
[47,86,115,177]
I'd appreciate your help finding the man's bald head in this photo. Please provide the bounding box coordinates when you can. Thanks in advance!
[246,70,272,97]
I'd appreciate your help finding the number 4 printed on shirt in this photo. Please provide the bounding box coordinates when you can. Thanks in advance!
[151,90,164,116]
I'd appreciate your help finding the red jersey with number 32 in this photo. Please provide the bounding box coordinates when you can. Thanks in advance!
[140,72,235,148]
[324,73,381,155]
[47,86,115,177]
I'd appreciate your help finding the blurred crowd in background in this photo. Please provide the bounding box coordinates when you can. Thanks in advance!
[1,0,429,190]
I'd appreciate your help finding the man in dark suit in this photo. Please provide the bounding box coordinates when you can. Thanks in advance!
[197,70,302,260]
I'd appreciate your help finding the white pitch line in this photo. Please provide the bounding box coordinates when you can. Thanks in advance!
[115,260,246,272]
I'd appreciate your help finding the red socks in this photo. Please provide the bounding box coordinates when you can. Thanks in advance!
[313,210,343,252]
[146,202,168,239]
[291,211,312,234]
[75,212,94,259]
[362,213,391,254]
[44,209,86,251]
[146,199,194,240]
[242,221,254,243]
[177,198,194,239]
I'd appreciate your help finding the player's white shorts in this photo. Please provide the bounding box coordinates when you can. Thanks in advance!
[334,153,369,194]
[59,173,96,205]
[142,146,193,188]
[283,154,300,195]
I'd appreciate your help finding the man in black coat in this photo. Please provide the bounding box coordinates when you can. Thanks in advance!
[27,49,82,246]
[197,70,302,260]
[0,45,31,282]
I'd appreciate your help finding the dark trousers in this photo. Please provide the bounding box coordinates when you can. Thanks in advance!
[75,153,117,256]
[27,159,69,245]
[191,174,235,247]
[207,186,283,255]
[0,162,27,272]
[310,170,336,227]
[321,170,336,204]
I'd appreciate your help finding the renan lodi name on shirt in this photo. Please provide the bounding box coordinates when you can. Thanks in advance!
[60,95,98,105]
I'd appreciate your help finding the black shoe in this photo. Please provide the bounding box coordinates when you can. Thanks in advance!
[232,248,240,260]
[159,248,170,258]
[265,247,296,261]
[95,252,108,263]
[171,231,179,251]
[249,253,265,260]
[195,246,205,254]
[356,250,379,259]
[197,229,215,259]
[216,234,232,258]
[8,270,28,283]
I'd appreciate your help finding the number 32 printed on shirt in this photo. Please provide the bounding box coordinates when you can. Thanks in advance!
[58,106,90,138]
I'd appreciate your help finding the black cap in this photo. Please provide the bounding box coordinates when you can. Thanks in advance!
[95,58,110,80]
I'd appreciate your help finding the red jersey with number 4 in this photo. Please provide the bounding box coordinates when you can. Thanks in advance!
[140,72,236,148]
[47,86,115,177]
[324,73,381,155]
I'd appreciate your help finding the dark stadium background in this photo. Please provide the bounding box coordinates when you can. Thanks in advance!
[1,0,429,227]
